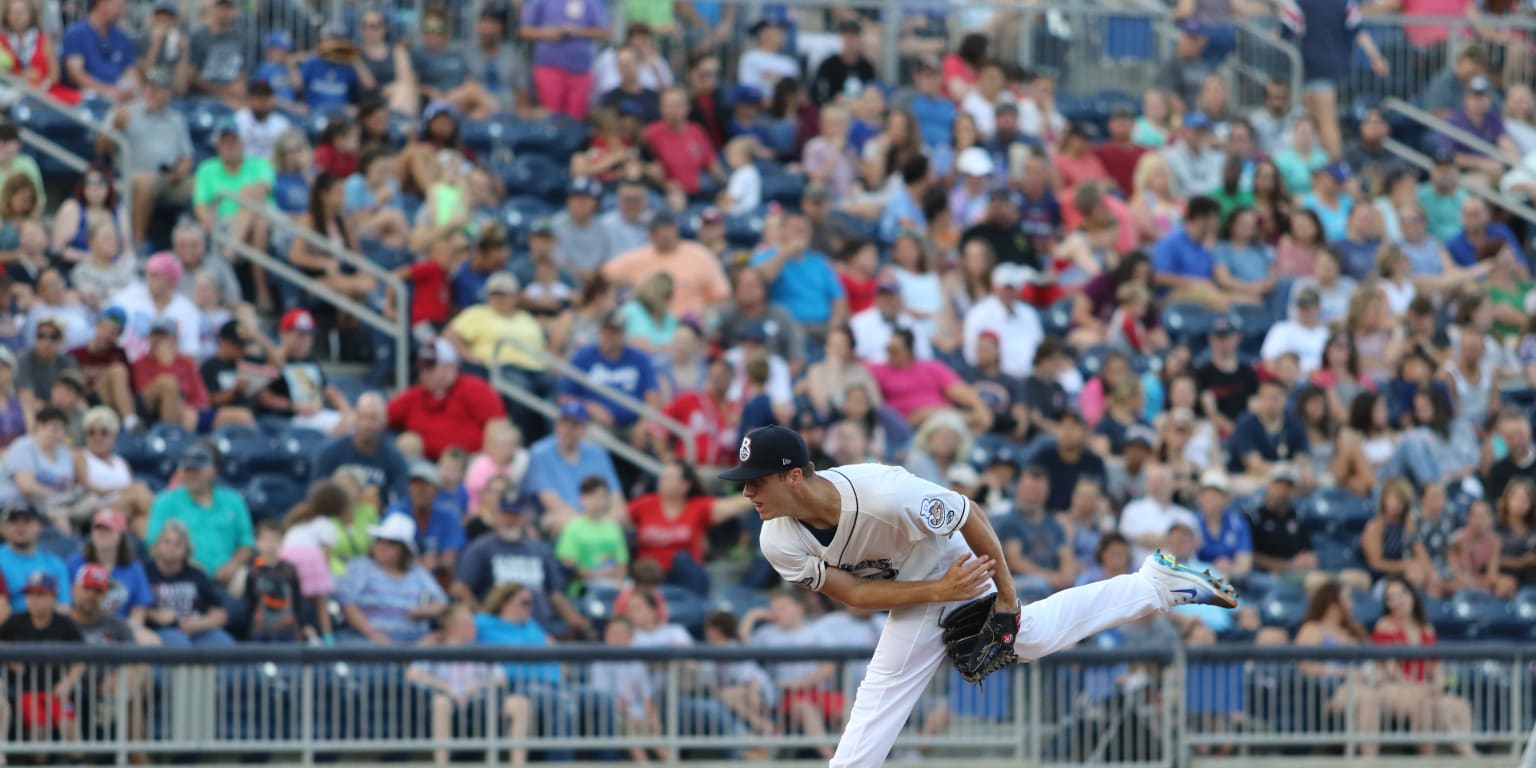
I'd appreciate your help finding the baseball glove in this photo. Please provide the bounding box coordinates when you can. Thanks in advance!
[939,593,1021,684]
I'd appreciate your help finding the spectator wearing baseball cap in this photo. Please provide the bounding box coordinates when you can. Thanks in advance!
[558,309,661,433]
[68,562,142,663]
[146,443,255,588]
[523,400,624,525]
[551,176,614,283]
[446,271,552,437]
[0,569,86,751]
[382,461,468,575]
[0,501,72,611]
[1161,20,1215,110]
[131,316,212,432]
[67,306,139,426]
[1260,288,1330,373]
[192,112,276,262]
[386,337,507,460]
[297,22,366,112]
[962,262,1045,378]
[603,208,731,318]
[848,277,933,364]
[1194,313,1259,429]
[258,309,353,435]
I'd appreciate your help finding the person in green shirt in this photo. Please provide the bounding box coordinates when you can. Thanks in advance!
[1211,156,1255,222]
[554,476,629,596]
[0,123,44,210]
[193,118,275,261]
[326,464,384,576]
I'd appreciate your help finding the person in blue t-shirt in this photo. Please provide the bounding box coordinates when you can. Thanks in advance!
[1446,196,1525,268]
[1152,195,1223,306]
[251,31,300,103]
[1226,378,1311,476]
[65,508,153,625]
[523,402,625,523]
[748,211,848,332]
[907,58,956,151]
[60,0,139,97]
[475,582,561,686]
[384,462,467,575]
[560,312,660,430]
[1192,471,1253,582]
[311,393,411,503]
[0,503,72,611]
[299,24,367,112]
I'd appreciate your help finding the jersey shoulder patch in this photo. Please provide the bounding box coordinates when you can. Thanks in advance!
[920,496,949,531]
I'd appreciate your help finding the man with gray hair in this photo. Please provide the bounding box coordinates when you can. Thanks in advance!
[170,219,240,306]
[312,392,411,503]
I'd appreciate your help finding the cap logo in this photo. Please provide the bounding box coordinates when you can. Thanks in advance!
[739,437,752,463]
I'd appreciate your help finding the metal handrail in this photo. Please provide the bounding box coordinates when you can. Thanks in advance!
[1234,17,1304,108]
[484,348,664,476]
[1382,137,1536,228]
[1385,97,1523,168]
[0,69,133,225]
[212,192,411,391]
[14,125,87,172]
[490,336,698,465]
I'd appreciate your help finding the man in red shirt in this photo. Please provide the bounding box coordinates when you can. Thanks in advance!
[386,337,506,459]
[644,87,724,199]
[656,355,739,467]
[1094,106,1146,197]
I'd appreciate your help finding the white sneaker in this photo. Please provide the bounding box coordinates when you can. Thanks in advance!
[1139,551,1240,609]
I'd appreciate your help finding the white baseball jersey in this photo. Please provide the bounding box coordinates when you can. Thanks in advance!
[760,464,982,593]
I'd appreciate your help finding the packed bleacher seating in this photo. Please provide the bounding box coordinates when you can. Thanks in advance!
[1,0,1536,761]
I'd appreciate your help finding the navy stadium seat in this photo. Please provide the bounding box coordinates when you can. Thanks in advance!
[1348,588,1382,628]
[1043,297,1074,338]
[1298,489,1374,536]
[1258,587,1310,630]
[761,173,807,207]
[1161,302,1217,344]
[1448,589,1520,639]
[214,425,270,485]
[714,585,770,615]
[579,584,622,623]
[658,584,709,635]
[1313,536,1363,572]
[723,212,765,249]
[244,474,307,522]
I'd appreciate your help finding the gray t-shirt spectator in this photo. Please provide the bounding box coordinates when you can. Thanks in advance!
[15,350,79,401]
[551,213,614,275]
[713,305,807,366]
[412,46,471,92]
[599,210,648,255]
[463,42,526,105]
[188,26,247,86]
[453,536,567,629]
[122,102,194,175]
[0,434,76,505]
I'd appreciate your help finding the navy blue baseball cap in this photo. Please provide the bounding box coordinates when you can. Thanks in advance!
[1209,313,1239,336]
[568,177,602,197]
[719,425,811,481]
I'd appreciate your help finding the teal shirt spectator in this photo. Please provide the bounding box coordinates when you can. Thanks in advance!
[618,300,677,349]
[146,486,255,574]
[1131,117,1167,149]
[1417,183,1467,242]
[0,545,71,610]
[1303,193,1353,242]
[474,613,561,686]
[1271,146,1327,195]
[748,246,845,325]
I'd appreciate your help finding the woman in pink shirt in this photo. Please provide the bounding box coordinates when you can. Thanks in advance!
[866,329,991,432]
[1053,127,1110,193]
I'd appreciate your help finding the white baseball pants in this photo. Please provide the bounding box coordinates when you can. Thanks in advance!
[829,572,1165,768]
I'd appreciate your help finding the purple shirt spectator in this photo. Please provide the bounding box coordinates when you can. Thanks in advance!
[1439,109,1508,159]
[522,0,606,73]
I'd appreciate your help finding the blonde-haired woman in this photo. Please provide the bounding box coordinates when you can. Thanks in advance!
[905,409,972,485]
[1128,153,1184,245]
[72,405,154,535]
[620,271,678,353]
[327,464,381,575]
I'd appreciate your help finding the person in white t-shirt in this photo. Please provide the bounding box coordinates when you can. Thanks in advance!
[737,19,799,94]
[961,263,1043,378]
[848,282,932,364]
[1118,463,1202,561]
[722,425,1238,768]
[743,589,841,759]
[234,80,294,162]
[1260,287,1330,374]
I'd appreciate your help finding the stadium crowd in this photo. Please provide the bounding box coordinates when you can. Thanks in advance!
[0,0,1534,762]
